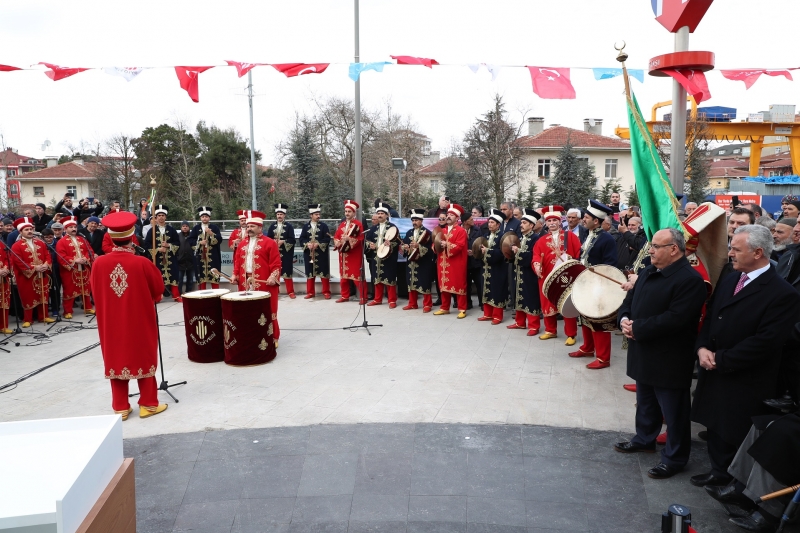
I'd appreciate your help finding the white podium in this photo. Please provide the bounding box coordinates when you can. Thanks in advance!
[0,416,123,533]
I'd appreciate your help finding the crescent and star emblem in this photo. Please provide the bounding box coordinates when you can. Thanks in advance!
[539,68,561,81]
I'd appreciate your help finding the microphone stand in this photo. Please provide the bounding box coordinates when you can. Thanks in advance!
[129,302,187,403]
[345,223,382,335]
[0,239,41,345]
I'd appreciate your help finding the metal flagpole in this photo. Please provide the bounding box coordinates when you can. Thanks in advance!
[248,71,257,210]
[669,26,689,194]
[353,0,362,219]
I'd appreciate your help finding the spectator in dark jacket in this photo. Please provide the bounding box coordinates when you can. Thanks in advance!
[616,217,647,270]
[425,196,450,219]
[33,203,52,233]
[78,216,103,257]
[465,206,487,310]
[176,221,195,294]
[54,193,77,217]
[74,198,103,223]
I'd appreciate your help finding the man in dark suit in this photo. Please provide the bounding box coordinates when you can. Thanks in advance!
[691,224,800,488]
[614,228,708,479]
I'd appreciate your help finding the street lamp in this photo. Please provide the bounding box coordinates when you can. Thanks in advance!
[392,158,406,217]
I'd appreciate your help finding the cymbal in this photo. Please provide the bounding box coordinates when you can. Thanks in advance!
[433,231,445,254]
[472,236,488,261]
[501,232,521,260]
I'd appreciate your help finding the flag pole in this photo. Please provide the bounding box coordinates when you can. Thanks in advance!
[150,176,157,267]
[353,0,362,221]
[248,70,257,210]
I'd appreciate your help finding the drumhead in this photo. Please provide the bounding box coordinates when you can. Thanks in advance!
[560,296,580,319]
[183,288,231,299]
[384,225,398,241]
[571,265,627,318]
[221,290,271,301]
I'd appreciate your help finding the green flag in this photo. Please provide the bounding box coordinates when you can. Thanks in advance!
[626,92,683,240]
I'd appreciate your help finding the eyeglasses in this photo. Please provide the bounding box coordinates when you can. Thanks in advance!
[649,242,677,250]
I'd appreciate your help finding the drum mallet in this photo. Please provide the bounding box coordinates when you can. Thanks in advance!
[588,267,622,285]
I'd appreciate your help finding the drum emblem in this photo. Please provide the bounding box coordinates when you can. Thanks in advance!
[224,324,230,343]
[560,275,569,284]
[258,313,267,326]
[258,338,267,351]
[195,320,207,340]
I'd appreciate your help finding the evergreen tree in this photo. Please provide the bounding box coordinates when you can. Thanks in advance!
[626,186,640,208]
[518,181,539,208]
[540,137,596,207]
[288,123,321,209]
[595,178,622,205]
[461,166,491,211]
[443,158,464,205]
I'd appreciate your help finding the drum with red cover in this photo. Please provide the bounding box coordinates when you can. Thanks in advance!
[182,288,229,363]
[221,291,277,366]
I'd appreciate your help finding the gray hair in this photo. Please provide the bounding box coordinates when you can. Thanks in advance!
[628,217,642,226]
[501,201,516,210]
[756,216,776,230]
[665,227,686,253]
[567,208,582,217]
[777,217,797,228]
[734,224,774,256]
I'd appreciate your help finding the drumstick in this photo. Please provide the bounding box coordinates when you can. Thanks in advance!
[210,268,233,282]
[587,267,623,286]
[756,484,800,503]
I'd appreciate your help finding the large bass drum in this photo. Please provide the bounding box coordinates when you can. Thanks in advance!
[543,260,585,318]
[182,288,230,363]
[571,265,627,332]
[220,291,277,366]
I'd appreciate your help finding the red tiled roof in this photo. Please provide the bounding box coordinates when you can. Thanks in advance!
[709,159,746,168]
[17,161,100,180]
[708,167,750,178]
[760,158,793,169]
[514,126,631,150]
[419,156,468,174]
[0,148,41,167]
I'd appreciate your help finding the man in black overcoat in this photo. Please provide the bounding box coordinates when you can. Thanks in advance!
[614,228,708,479]
[691,224,800,488]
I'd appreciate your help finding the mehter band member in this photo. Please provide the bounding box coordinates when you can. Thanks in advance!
[434,203,469,318]
[189,206,222,290]
[266,203,297,299]
[508,208,542,335]
[333,199,365,304]
[299,204,331,299]
[91,211,167,421]
[478,208,509,325]
[10,217,54,327]
[0,244,11,333]
[402,208,435,311]
[101,208,140,254]
[142,204,182,302]
[228,210,247,251]
[55,216,95,318]
[364,202,400,308]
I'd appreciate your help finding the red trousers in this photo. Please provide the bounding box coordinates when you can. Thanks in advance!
[110,376,158,411]
[284,278,295,295]
[171,286,181,299]
[340,279,364,300]
[543,315,578,337]
[266,285,280,340]
[1,308,8,329]
[63,292,93,314]
[408,291,433,309]
[483,304,504,321]
[305,278,331,296]
[373,283,397,304]
[197,282,220,290]
[514,310,541,331]
[440,292,467,312]
[579,325,611,362]
[23,301,49,323]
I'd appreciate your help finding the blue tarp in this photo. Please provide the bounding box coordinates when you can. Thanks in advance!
[742,175,800,184]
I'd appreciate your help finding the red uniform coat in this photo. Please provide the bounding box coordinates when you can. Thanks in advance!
[102,232,139,254]
[232,234,282,291]
[11,237,52,311]
[437,225,468,295]
[0,247,10,310]
[228,227,245,251]
[56,234,94,300]
[90,247,165,380]
[532,229,582,317]
[334,219,364,281]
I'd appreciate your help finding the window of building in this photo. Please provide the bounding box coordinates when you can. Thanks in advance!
[537,159,551,178]
[733,149,741,154]
[718,150,726,155]
[604,159,618,179]
[430,180,439,193]
[8,169,16,177]
[67,185,77,196]
[8,183,18,195]
[33,186,44,197]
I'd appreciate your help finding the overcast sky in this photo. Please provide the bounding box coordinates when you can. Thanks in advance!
[1,0,797,165]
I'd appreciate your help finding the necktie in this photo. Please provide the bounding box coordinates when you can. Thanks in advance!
[733,273,749,295]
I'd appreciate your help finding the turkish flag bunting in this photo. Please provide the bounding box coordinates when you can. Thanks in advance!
[38,62,90,81]
[661,69,711,104]
[174,66,214,102]
[391,55,439,68]
[720,69,794,90]
[0,64,21,72]
[225,60,267,78]
[271,63,329,77]
[527,67,576,99]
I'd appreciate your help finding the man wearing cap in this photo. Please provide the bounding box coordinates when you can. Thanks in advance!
[79,216,104,257]
[508,208,542,335]
[10,217,55,327]
[0,243,11,333]
[571,200,618,369]
[299,204,332,299]
[533,206,581,344]
[33,203,52,233]
[364,202,400,308]
[434,203,469,318]
[91,211,168,421]
[189,206,222,290]
[55,216,95,319]
[478,208,509,324]
[230,210,283,346]
[142,205,182,302]
[229,211,247,251]
[266,204,297,299]
[402,208,435,311]
[333,200,365,304]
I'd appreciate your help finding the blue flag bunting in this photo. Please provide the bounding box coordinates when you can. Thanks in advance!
[348,62,391,81]
[593,68,644,83]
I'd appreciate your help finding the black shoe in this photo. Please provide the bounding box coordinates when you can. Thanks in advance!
[722,503,753,519]
[647,462,681,479]
[613,441,656,454]
[690,472,730,487]
[698,430,708,441]
[729,510,777,532]
[763,396,797,412]
[705,483,757,510]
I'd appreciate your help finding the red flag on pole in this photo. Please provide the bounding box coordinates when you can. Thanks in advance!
[526,67,576,99]
[662,69,712,104]
[38,62,90,81]
[390,55,439,68]
[720,69,793,90]
[270,63,329,77]
[225,60,266,78]
[0,64,21,72]
[174,66,214,102]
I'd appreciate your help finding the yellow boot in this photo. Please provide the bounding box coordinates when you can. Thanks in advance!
[433,309,450,316]
[86,309,96,315]
[21,322,31,328]
[140,404,168,419]
[1,328,12,334]
[538,331,557,340]
[565,336,577,346]
[43,317,56,324]
[115,408,133,421]
[63,313,73,319]
[457,311,467,319]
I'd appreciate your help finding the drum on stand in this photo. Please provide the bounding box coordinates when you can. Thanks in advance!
[543,260,585,319]
[571,265,627,331]
[182,288,230,363]
[220,291,276,366]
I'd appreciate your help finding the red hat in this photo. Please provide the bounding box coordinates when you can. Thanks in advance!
[61,216,78,228]
[344,199,359,211]
[541,205,565,221]
[237,210,246,220]
[244,210,266,226]
[14,217,33,231]
[447,203,465,218]
[102,211,137,241]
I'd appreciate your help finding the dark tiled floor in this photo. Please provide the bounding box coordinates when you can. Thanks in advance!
[125,424,798,533]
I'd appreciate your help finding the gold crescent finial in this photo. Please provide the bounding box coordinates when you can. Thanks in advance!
[149,175,156,186]
[614,41,626,51]
[615,41,628,63]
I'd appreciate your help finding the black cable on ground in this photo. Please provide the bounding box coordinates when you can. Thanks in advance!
[0,342,100,394]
